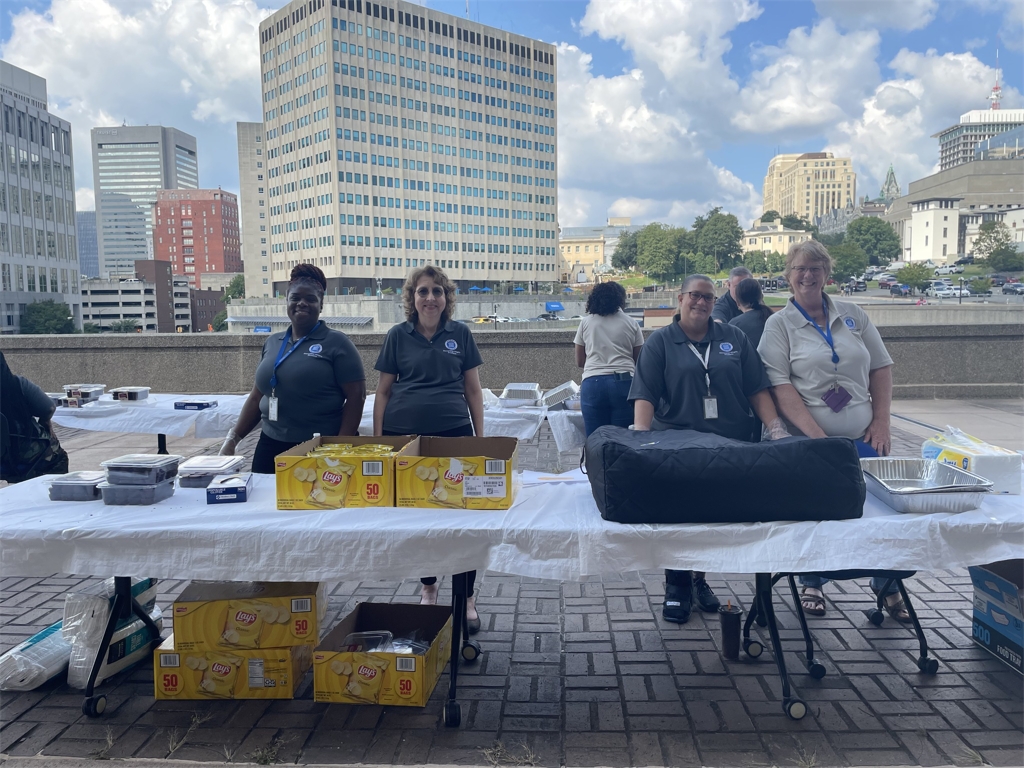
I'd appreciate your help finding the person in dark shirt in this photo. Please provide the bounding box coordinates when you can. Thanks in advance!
[728,277,773,348]
[0,352,68,482]
[710,266,753,324]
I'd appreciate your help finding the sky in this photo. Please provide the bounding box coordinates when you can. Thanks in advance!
[1,0,1021,230]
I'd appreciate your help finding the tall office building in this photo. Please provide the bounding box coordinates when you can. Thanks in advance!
[91,125,198,277]
[236,121,270,297]
[0,60,82,332]
[257,0,558,295]
[153,189,242,288]
[934,109,1024,171]
[762,152,856,221]
[76,210,98,277]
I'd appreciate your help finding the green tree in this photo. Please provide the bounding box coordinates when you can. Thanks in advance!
[828,243,868,283]
[19,300,75,334]
[695,212,743,271]
[845,217,900,266]
[742,250,771,275]
[987,245,1024,273]
[636,223,676,280]
[110,319,141,333]
[760,210,779,223]
[691,206,721,243]
[690,252,717,275]
[212,309,228,332]
[612,229,638,270]
[895,264,932,293]
[973,221,1013,260]
[969,277,992,295]
[765,251,786,273]
[817,231,845,248]
[223,274,245,304]
[780,214,818,236]
[82,322,101,334]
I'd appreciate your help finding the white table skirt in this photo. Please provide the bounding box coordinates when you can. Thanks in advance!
[3,471,1021,583]
[50,394,248,439]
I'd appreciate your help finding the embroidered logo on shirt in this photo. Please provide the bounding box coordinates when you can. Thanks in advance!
[843,317,856,330]
[309,344,323,354]
[445,339,458,351]
[719,342,734,353]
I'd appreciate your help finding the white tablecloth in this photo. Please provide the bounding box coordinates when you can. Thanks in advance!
[3,471,1021,583]
[50,394,248,439]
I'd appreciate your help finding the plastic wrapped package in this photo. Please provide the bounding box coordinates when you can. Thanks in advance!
[67,604,163,690]
[922,426,1021,494]
[62,578,160,645]
[49,471,106,501]
[178,456,245,488]
[63,384,105,401]
[100,454,183,485]
[109,386,151,401]
[98,479,176,505]
[0,622,72,691]
[175,399,219,410]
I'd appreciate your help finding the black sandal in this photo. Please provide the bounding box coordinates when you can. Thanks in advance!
[800,587,826,616]
[878,591,913,623]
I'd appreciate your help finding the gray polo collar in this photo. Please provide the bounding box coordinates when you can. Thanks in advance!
[668,317,718,345]
[403,319,455,335]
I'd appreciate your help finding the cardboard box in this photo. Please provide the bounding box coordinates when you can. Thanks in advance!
[921,434,1021,494]
[969,561,1024,674]
[395,436,520,510]
[275,436,415,509]
[172,581,325,652]
[154,634,312,700]
[313,603,452,706]
[206,473,253,504]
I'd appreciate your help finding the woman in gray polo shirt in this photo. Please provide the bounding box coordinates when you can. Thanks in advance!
[220,264,366,473]
[373,265,485,631]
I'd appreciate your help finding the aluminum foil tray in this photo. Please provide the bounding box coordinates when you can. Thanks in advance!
[501,383,542,401]
[542,381,580,407]
[860,458,992,514]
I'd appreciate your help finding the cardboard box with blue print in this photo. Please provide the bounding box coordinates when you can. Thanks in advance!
[969,560,1023,674]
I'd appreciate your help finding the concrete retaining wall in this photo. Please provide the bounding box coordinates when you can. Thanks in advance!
[2,324,1020,400]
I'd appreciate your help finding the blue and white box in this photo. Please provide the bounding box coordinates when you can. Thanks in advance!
[206,473,253,504]
[969,560,1023,674]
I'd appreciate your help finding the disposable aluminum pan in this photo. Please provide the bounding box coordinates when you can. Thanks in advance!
[860,458,992,514]
[542,381,580,407]
[501,383,542,400]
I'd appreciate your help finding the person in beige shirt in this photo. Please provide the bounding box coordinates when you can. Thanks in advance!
[758,240,909,623]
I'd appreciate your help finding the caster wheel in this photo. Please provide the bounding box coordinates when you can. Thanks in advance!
[461,640,482,663]
[443,700,462,728]
[806,659,826,680]
[784,698,807,721]
[743,638,764,658]
[866,608,885,626]
[917,656,939,674]
[82,695,106,718]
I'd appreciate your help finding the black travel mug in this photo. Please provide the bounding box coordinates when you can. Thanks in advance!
[719,603,742,660]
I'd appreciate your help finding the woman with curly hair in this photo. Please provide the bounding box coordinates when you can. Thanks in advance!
[573,281,644,436]
[373,265,485,629]
[220,264,366,473]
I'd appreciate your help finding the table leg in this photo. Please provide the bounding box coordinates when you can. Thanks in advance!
[157,434,168,455]
[444,572,467,727]
[755,573,807,720]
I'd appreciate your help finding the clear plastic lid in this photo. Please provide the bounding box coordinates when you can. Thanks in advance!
[50,471,106,486]
[179,456,244,475]
[340,631,394,653]
[109,387,151,393]
[100,454,184,469]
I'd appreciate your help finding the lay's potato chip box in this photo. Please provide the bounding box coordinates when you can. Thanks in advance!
[154,634,312,700]
[313,603,452,707]
[395,436,520,510]
[275,436,415,509]
[171,581,325,653]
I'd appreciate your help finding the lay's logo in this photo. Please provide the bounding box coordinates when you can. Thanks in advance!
[211,662,232,677]
[234,611,258,625]
[358,664,378,679]
[322,471,344,486]
[444,469,464,484]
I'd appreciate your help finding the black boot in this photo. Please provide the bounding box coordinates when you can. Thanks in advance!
[663,570,693,624]
[694,577,721,612]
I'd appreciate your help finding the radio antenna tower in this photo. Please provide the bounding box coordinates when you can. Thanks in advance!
[465,0,470,18]
[989,48,1002,110]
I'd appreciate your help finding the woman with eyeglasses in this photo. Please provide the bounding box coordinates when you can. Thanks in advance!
[373,265,485,631]
[757,241,904,622]
[629,274,787,624]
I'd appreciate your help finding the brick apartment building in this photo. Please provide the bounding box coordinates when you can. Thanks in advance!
[190,287,226,332]
[152,189,242,289]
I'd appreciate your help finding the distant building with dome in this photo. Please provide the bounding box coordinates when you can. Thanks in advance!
[816,165,901,237]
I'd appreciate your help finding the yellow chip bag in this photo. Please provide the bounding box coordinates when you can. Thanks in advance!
[223,601,266,648]
[199,652,242,697]
[344,653,389,703]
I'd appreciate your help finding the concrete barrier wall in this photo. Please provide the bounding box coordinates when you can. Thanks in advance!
[2,324,1021,399]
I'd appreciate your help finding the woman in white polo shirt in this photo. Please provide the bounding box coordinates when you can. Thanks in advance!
[573,281,644,437]
[757,240,908,622]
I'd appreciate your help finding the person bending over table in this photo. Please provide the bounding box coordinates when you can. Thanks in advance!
[220,264,366,473]
[629,275,788,624]
[757,240,907,622]
[574,281,645,437]
[373,265,485,633]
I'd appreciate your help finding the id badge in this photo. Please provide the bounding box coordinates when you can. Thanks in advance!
[268,396,279,422]
[821,386,852,414]
[703,397,719,420]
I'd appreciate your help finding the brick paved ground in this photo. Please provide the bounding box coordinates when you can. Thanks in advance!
[2,425,1021,767]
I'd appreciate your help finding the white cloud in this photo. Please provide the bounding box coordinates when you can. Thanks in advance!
[965,1,1024,50]
[0,0,271,207]
[964,37,988,51]
[813,0,938,31]
[733,19,880,136]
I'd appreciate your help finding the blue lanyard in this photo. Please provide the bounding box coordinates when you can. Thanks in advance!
[791,298,839,365]
[270,322,320,392]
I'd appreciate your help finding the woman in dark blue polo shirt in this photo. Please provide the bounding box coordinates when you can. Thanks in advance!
[221,264,366,473]
[373,265,485,631]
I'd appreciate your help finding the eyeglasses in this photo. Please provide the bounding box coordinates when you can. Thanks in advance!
[792,266,825,276]
[684,292,715,304]
[415,287,445,298]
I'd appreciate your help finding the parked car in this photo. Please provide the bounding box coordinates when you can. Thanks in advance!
[935,265,965,275]
[987,274,1008,286]
[890,284,910,297]
[1002,283,1024,295]
[950,287,971,298]
[955,256,975,265]
[924,285,955,298]
[853,280,867,292]
[877,276,899,289]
